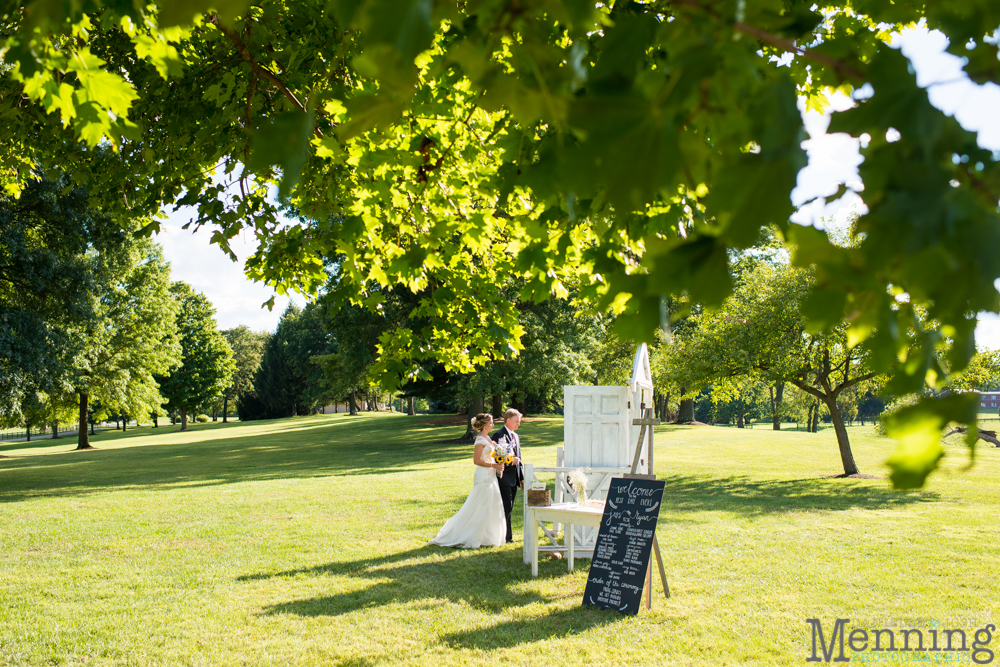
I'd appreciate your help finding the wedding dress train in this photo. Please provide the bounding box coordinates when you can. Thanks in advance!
[430,435,507,548]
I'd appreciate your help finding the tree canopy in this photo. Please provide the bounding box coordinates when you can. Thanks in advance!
[70,237,181,448]
[664,254,886,476]
[221,324,268,421]
[3,0,1000,483]
[159,282,235,430]
[0,176,180,447]
[0,175,123,423]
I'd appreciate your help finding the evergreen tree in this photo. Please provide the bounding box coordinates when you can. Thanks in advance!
[252,304,305,419]
[285,303,334,412]
[249,302,333,418]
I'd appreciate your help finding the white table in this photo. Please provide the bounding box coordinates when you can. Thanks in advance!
[526,502,605,577]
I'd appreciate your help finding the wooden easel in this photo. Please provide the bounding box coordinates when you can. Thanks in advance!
[624,405,670,607]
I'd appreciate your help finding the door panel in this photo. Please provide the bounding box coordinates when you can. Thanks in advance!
[564,386,630,472]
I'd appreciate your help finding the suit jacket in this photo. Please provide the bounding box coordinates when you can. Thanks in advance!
[492,425,524,488]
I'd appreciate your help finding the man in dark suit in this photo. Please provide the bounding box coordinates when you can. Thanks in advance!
[492,408,524,543]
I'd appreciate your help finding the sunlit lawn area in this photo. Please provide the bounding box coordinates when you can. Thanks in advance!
[1,413,997,665]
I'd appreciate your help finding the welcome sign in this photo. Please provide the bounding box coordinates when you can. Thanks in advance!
[583,477,666,615]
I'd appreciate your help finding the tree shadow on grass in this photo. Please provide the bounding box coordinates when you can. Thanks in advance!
[438,605,617,650]
[658,473,940,515]
[247,545,616,646]
[0,415,938,518]
[0,415,512,502]
[247,545,554,616]
[0,437,73,453]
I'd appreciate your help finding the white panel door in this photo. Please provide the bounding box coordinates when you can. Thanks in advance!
[562,385,630,555]
[564,386,630,471]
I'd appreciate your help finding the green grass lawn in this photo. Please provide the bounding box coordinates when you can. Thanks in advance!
[2,414,997,666]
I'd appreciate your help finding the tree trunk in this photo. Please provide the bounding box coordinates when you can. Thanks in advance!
[349,389,359,416]
[180,407,188,431]
[460,396,485,442]
[659,393,670,421]
[152,412,158,428]
[26,427,31,442]
[51,419,59,439]
[677,397,695,423]
[222,396,228,423]
[292,401,298,417]
[122,415,127,432]
[810,402,820,433]
[407,396,415,416]
[770,382,784,430]
[736,413,744,428]
[491,393,503,419]
[471,395,484,417]
[77,391,92,450]
[824,396,860,475]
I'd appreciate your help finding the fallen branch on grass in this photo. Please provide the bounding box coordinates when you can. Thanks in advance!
[943,427,1000,447]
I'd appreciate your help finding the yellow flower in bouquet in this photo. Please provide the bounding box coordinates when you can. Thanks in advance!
[493,441,513,476]
[492,449,505,476]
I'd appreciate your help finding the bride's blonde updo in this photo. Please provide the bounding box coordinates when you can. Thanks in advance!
[471,413,493,433]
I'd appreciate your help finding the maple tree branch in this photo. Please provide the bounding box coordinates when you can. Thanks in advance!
[734,21,865,82]
[833,371,877,397]
[675,0,866,82]
[957,167,1000,207]
[209,13,322,137]
[790,378,828,402]
[405,99,482,219]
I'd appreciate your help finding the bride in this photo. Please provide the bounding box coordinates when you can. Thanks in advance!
[430,413,513,548]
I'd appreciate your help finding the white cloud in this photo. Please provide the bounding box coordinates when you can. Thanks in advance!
[156,206,305,333]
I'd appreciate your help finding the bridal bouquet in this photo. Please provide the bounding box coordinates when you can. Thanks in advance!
[493,438,515,477]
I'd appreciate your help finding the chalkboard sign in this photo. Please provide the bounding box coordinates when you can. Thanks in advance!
[583,477,666,615]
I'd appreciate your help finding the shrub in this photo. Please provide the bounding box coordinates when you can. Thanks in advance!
[875,394,921,436]
[196,414,210,423]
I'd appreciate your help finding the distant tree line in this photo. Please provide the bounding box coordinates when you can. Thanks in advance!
[233,284,640,430]
[14,178,991,477]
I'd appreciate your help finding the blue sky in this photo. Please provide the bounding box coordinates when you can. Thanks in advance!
[159,24,1000,339]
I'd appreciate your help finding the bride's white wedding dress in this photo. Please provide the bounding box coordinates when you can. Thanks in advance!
[430,435,507,548]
